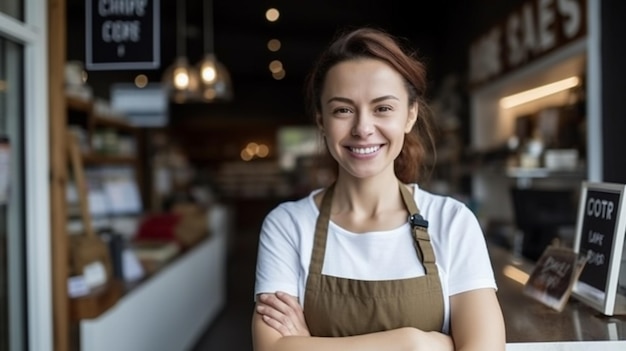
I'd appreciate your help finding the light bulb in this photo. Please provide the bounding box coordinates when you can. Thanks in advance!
[194,53,234,102]
[201,61,217,83]
[173,66,190,89]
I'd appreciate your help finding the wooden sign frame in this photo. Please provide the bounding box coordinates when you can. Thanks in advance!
[572,181,626,316]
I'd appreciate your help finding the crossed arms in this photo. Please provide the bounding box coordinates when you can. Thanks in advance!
[252,288,505,351]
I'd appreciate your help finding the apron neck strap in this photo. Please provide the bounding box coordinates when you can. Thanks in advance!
[399,183,438,274]
[309,183,335,275]
[309,182,439,275]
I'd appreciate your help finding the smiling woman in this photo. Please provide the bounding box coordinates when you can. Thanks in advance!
[251,26,506,351]
[318,58,418,180]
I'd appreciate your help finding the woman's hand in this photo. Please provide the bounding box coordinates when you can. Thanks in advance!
[256,291,311,337]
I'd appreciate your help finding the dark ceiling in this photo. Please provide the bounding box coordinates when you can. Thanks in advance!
[66,0,486,122]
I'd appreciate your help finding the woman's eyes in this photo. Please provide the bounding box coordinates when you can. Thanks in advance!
[333,107,352,114]
[332,105,394,115]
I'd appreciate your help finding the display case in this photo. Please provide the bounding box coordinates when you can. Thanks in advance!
[470,39,588,226]
[466,0,594,263]
[79,205,229,351]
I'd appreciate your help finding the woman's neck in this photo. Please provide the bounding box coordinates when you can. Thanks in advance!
[332,171,405,220]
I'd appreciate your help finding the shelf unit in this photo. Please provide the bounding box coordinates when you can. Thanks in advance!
[48,3,147,349]
[66,97,140,162]
[64,97,143,322]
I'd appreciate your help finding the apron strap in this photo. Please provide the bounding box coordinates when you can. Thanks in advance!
[398,183,439,275]
[308,183,335,275]
[309,182,438,275]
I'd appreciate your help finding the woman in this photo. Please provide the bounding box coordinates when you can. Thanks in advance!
[252,27,506,351]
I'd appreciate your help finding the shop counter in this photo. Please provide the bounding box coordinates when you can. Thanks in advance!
[489,244,626,350]
[79,205,230,351]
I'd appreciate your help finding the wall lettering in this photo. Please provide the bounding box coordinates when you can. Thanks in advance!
[469,28,502,85]
[469,0,586,88]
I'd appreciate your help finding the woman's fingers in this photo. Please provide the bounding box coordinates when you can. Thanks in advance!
[259,293,291,313]
[260,313,293,336]
[256,302,290,325]
[256,302,298,336]
[275,291,304,312]
[256,292,310,337]
[274,292,310,335]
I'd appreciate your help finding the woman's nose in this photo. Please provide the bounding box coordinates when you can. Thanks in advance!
[351,113,375,137]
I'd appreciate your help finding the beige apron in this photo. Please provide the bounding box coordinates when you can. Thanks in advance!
[303,182,445,337]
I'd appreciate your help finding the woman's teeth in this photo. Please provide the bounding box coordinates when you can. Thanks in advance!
[350,146,380,154]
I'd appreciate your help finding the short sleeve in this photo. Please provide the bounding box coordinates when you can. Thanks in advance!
[446,204,497,295]
[254,205,301,300]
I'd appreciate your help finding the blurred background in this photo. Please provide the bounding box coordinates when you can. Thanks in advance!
[3,0,626,350]
[64,0,510,230]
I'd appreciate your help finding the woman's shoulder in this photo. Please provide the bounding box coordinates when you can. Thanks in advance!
[412,183,472,215]
[260,189,323,243]
[265,188,323,220]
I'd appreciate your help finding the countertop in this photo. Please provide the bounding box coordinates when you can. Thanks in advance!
[488,244,626,350]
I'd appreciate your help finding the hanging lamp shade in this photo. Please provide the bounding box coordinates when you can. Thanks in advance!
[162,56,200,103]
[161,0,200,103]
[195,0,233,102]
[196,53,233,102]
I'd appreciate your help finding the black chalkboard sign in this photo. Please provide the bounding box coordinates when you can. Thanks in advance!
[572,182,626,316]
[524,246,587,311]
[86,0,161,70]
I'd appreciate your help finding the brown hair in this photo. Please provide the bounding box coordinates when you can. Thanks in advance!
[304,26,436,183]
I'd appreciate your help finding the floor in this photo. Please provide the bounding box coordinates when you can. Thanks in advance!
[190,229,259,351]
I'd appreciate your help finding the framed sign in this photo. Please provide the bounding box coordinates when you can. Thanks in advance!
[524,246,587,312]
[572,181,626,316]
[86,0,161,70]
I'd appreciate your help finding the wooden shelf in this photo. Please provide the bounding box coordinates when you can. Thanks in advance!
[82,154,137,165]
[505,166,586,179]
[93,115,135,131]
[64,92,145,326]
[69,280,124,322]
[66,96,93,113]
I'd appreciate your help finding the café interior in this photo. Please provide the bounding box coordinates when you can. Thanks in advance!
[2,0,626,350]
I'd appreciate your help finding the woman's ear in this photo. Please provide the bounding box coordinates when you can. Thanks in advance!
[316,113,324,133]
[405,103,418,133]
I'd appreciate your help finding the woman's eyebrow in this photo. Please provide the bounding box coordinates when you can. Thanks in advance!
[325,95,399,104]
[326,96,353,104]
[371,95,399,103]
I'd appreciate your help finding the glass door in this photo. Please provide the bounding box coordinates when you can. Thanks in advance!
[0,34,26,351]
[1,1,50,350]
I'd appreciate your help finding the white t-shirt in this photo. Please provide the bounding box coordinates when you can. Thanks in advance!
[254,183,497,333]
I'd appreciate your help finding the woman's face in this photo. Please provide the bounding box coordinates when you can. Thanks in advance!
[317,58,417,180]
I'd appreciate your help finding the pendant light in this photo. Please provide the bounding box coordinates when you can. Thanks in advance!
[162,0,199,103]
[195,0,233,102]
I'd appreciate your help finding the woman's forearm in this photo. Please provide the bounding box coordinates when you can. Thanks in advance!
[266,327,419,351]
[252,313,453,351]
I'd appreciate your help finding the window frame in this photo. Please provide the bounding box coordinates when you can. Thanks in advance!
[0,2,51,350]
